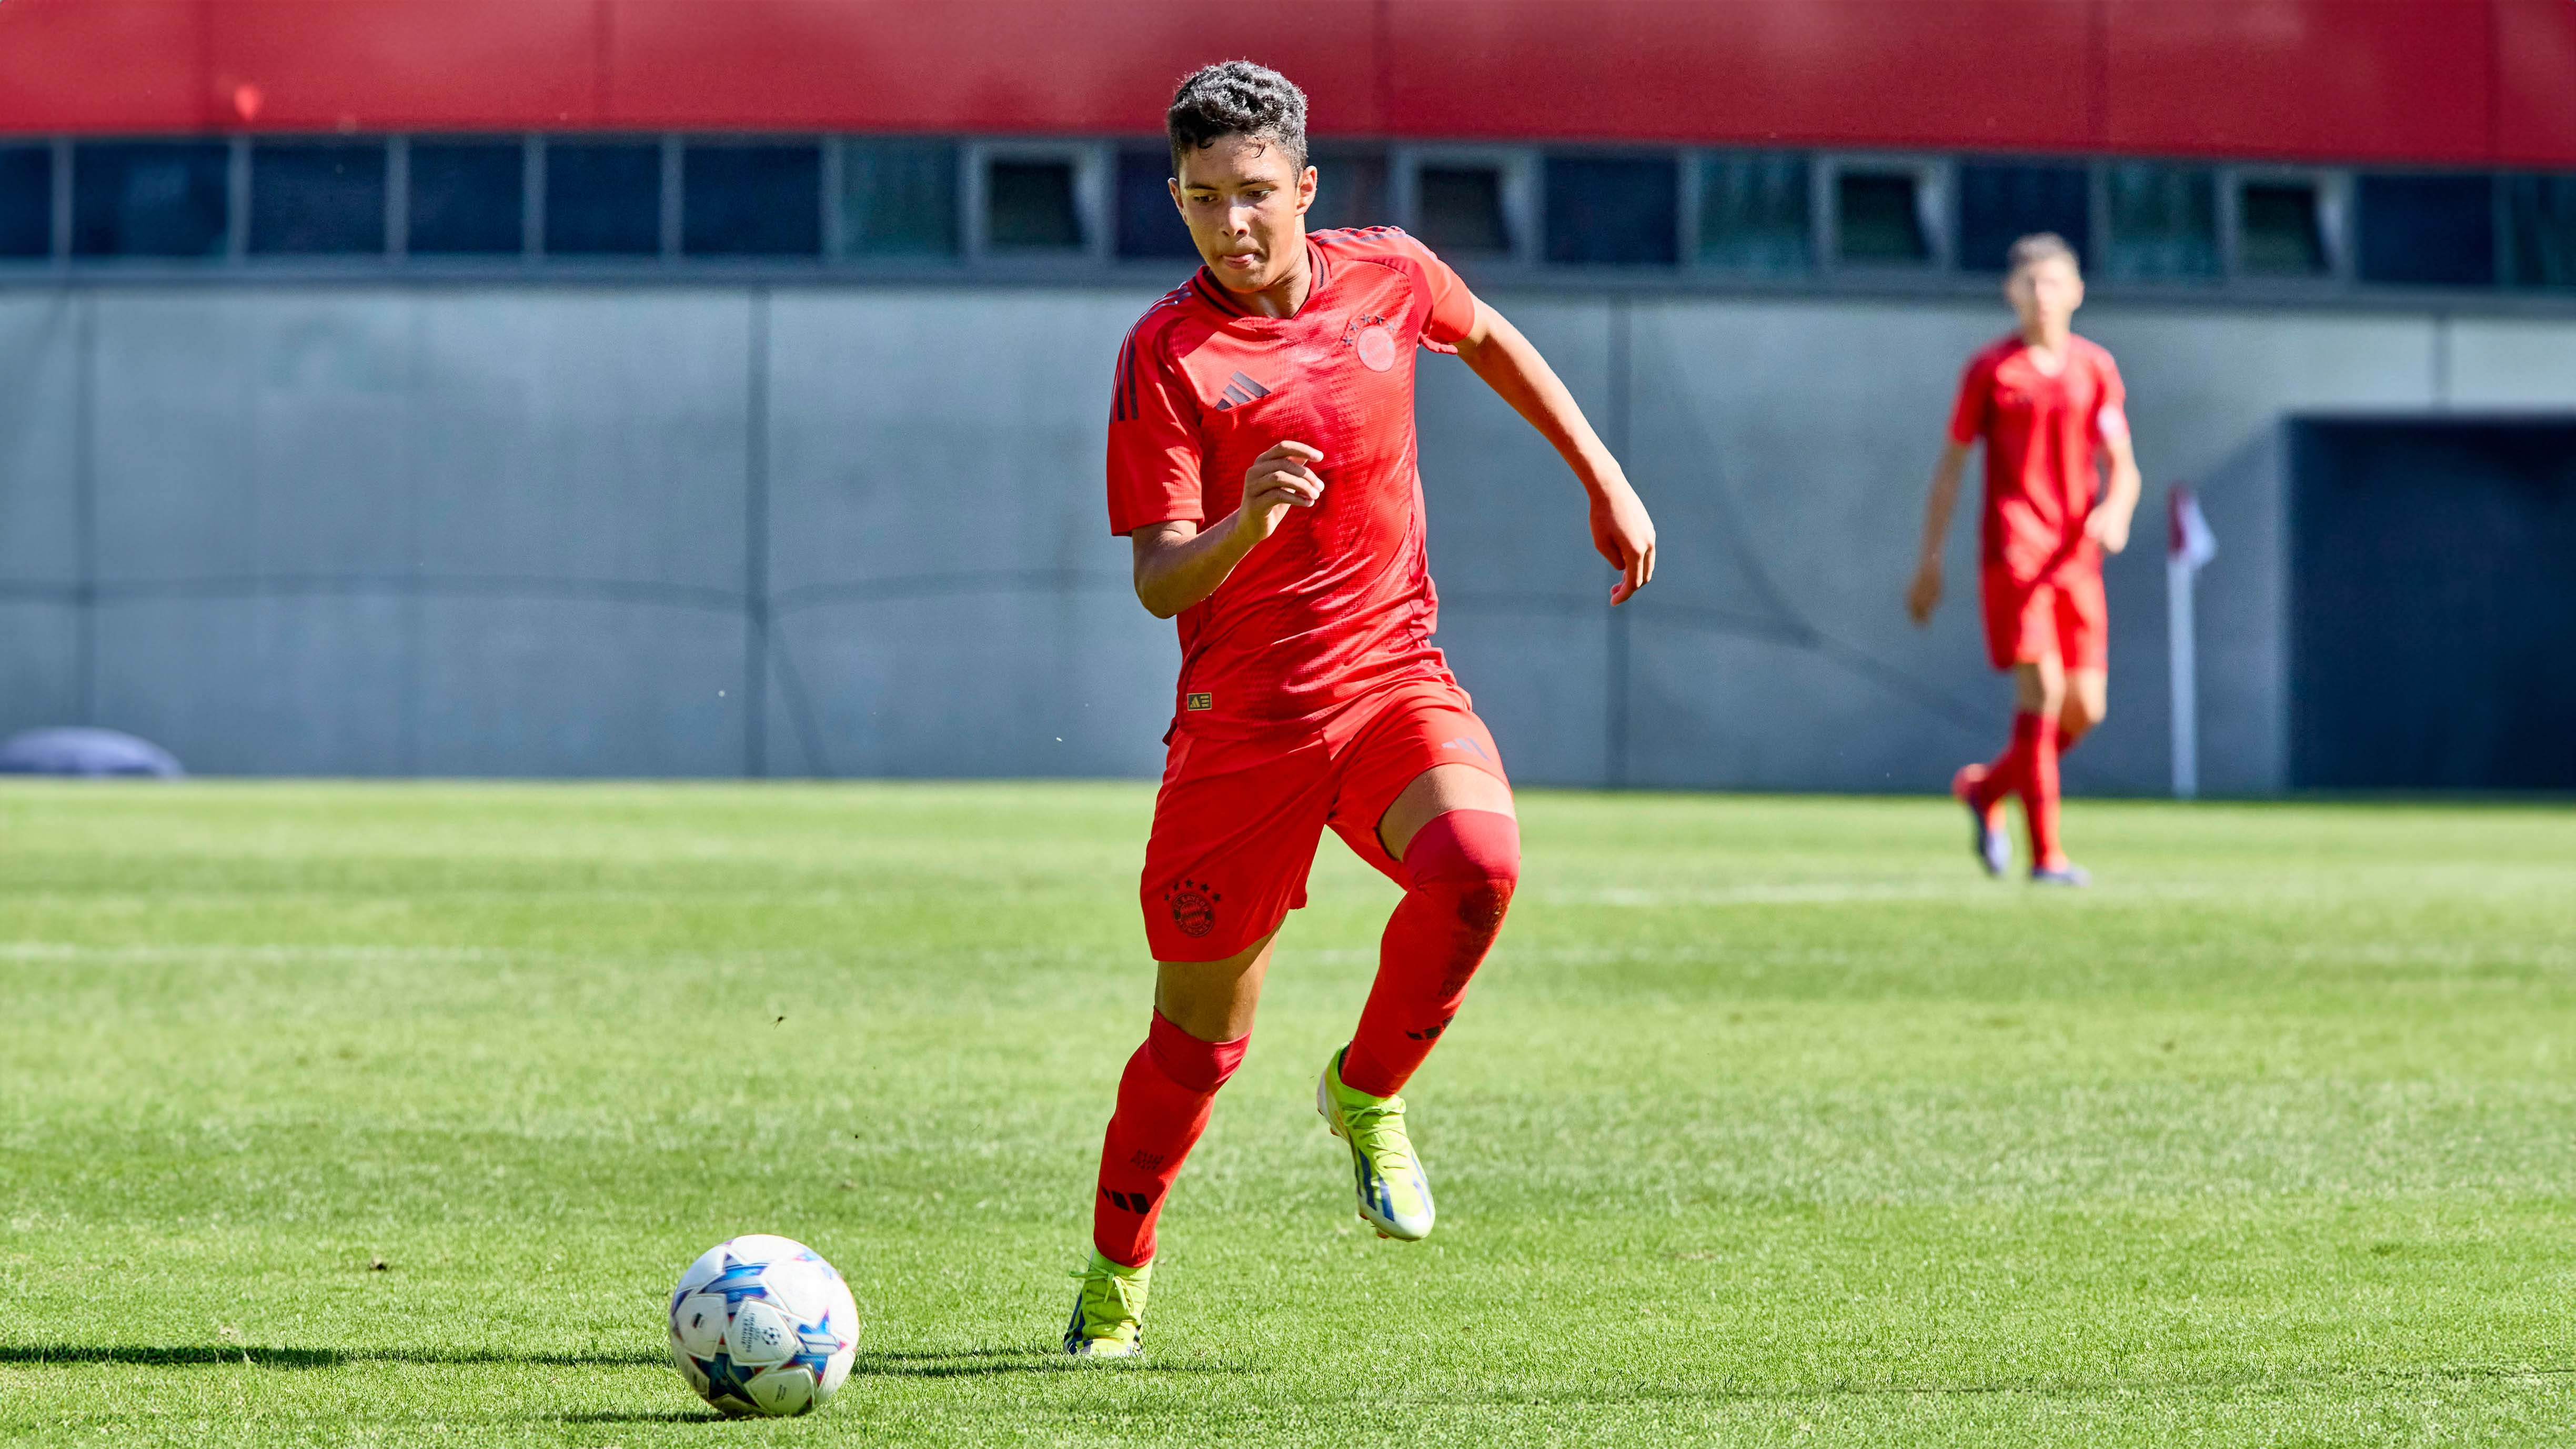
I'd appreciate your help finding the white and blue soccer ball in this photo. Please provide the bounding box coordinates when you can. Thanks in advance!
[667,1234,861,1417]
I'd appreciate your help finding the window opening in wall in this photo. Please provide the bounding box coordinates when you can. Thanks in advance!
[2503,174,2576,289]
[72,142,229,258]
[2356,174,2494,288]
[1695,153,1809,274]
[1115,147,1199,261]
[683,141,820,257]
[2104,164,2218,281]
[249,140,387,256]
[408,140,524,256]
[1957,162,2088,272]
[986,158,1084,251]
[1835,169,1930,264]
[2237,179,2329,277]
[839,139,958,258]
[1416,165,1513,255]
[1544,155,1676,266]
[0,144,51,258]
[544,140,661,256]
[1307,147,1388,233]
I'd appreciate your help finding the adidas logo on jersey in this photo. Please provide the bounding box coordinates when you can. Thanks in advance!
[1213,371,1272,410]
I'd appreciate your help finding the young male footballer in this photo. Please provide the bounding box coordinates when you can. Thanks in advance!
[1907,233,2142,886]
[1065,61,1657,1356]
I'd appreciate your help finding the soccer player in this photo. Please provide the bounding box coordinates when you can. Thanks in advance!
[1065,62,1656,1357]
[1907,233,2141,886]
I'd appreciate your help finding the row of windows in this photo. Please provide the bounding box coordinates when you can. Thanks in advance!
[2,134,2572,293]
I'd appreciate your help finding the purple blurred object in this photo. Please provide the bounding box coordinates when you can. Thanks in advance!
[0,728,185,778]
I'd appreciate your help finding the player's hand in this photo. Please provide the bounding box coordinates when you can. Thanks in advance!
[1588,479,1656,605]
[1232,441,1326,545]
[1906,560,1943,625]
[2085,505,2134,555]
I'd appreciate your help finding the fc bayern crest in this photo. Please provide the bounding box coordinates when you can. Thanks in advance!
[1164,878,1220,937]
[1355,324,1398,372]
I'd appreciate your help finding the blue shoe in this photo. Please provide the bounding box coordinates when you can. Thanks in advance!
[1952,764,2008,878]
[2030,862,2091,887]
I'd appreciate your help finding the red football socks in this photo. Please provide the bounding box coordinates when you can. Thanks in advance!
[1340,809,1522,1099]
[1090,1009,1247,1267]
[1970,711,2040,812]
[1969,711,2068,868]
[2020,713,2065,867]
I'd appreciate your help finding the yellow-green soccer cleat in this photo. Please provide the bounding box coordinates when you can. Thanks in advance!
[1316,1048,1436,1241]
[1062,1251,1151,1359]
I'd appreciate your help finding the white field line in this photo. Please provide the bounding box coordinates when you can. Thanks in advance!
[1534,881,1995,907]
[0,942,526,964]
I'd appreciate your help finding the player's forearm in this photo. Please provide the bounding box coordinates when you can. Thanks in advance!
[1917,451,1968,565]
[1131,516,1260,619]
[1454,309,1622,496]
[2102,459,2142,520]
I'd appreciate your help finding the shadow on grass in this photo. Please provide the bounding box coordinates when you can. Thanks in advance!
[0,1345,667,1370]
[851,1347,1243,1379]
[0,1343,1248,1384]
[0,1346,346,1370]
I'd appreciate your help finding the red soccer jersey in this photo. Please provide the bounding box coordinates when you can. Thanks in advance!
[1947,334,2128,582]
[1105,226,1479,731]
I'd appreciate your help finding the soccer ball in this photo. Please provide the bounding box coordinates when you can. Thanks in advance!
[667,1234,861,1417]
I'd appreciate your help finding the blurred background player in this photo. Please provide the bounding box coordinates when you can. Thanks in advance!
[1066,61,1656,1357]
[1907,233,2141,886]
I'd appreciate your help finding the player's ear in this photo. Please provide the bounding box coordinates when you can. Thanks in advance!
[1168,176,1184,218]
[1295,166,1316,217]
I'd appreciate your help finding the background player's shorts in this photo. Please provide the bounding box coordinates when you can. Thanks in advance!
[1981,565,2108,672]
[1138,677,1510,962]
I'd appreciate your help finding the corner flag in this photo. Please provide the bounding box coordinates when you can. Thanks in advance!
[2169,485,2217,572]
[2167,485,2217,799]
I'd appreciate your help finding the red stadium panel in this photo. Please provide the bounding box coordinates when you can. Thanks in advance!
[209,0,604,131]
[0,0,2569,167]
[2495,0,2576,166]
[600,0,1384,134]
[1376,0,2092,149]
[0,0,207,133]
[2102,0,2491,162]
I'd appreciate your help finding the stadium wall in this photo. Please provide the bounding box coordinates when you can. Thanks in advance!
[4,0,2573,168]
[1,281,2559,791]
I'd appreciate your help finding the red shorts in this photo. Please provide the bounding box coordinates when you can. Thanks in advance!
[1139,677,1510,962]
[1981,566,2107,672]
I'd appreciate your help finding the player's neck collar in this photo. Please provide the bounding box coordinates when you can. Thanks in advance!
[1192,237,1328,321]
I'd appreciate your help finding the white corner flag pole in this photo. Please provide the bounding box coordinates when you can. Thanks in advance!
[2166,485,2217,800]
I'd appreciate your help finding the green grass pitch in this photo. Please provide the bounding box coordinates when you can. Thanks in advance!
[1,781,2571,1445]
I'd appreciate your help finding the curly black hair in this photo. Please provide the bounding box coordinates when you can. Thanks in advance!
[1166,61,1309,178]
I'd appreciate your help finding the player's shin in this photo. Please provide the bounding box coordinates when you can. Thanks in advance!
[1342,809,1522,1098]
[1091,1011,1248,1267]
[2020,715,2066,869]
[1970,712,2044,812]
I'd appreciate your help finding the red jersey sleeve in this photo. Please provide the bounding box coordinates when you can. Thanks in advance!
[1336,227,1478,351]
[1946,352,1995,447]
[2090,348,2130,443]
[1105,324,1203,537]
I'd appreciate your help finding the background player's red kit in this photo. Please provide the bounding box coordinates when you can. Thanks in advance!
[1105,227,1510,961]
[1946,334,2127,670]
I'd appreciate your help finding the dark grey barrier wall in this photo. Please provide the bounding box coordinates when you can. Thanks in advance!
[2290,419,2576,789]
[0,283,2562,789]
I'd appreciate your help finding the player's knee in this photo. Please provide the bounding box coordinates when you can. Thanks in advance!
[1144,1009,1249,1094]
[1403,809,1521,938]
